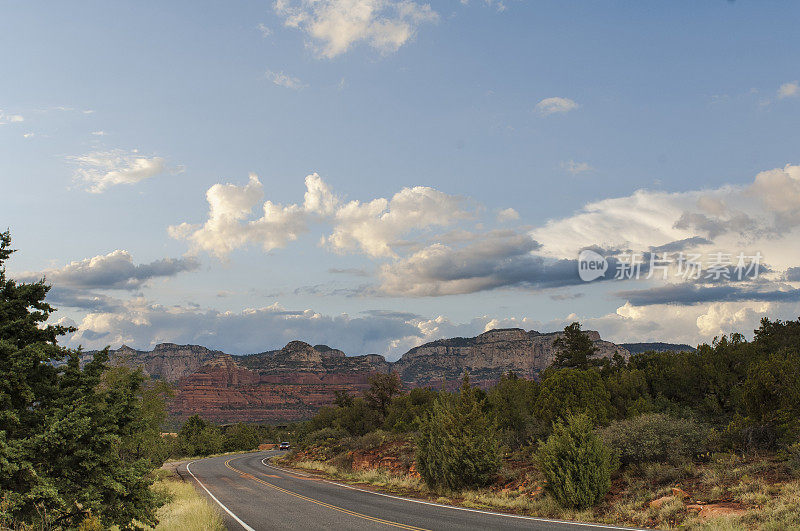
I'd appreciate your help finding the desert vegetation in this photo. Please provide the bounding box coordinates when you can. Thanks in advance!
[279,319,800,529]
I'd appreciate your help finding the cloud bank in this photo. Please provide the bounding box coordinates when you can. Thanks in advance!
[17,250,199,291]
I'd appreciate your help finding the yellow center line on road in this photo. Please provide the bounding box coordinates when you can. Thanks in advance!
[224,458,429,531]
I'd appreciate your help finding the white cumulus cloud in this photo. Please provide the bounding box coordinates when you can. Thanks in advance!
[531,164,800,268]
[170,172,473,260]
[778,81,799,99]
[535,97,579,115]
[274,0,438,58]
[69,149,171,193]
[326,186,472,257]
[16,250,199,290]
[169,173,312,259]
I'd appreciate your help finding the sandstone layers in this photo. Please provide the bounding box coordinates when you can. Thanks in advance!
[103,328,630,423]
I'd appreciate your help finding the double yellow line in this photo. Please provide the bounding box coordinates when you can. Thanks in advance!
[224,458,428,530]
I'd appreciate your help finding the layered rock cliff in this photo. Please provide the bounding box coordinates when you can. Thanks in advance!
[169,342,389,423]
[108,343,224,382]
[109,328,629,423]
[393,328,628,388]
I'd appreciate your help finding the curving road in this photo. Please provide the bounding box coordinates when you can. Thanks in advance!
[180,451,641,531]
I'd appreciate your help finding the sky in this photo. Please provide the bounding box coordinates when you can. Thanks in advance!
[3,0,800,360]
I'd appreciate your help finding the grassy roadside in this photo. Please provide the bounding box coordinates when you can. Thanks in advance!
[148,465,224,530]
[272,453,800,530]
[152,478,224,531]
[146,449,268,530]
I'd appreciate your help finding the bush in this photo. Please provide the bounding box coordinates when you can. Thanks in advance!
[223,423,264,452]
[349,430,389,451]
[534,368,612,428]
[175,415,224,457]
[302,427,349,448]
[536,414,616,509]
[416,377,501,490]
[599,413,708,466]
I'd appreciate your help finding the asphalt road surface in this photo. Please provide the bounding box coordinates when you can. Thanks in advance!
[180,451,643,531]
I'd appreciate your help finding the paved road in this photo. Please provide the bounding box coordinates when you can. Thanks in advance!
[180,451,642,531]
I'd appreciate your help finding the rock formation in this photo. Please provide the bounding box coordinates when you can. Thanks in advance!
[106,343,224,382]
[393,328,628,388]
[169,342,389,423]
[107,328,631,423]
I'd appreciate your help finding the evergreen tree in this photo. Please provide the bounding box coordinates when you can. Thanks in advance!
[0,231,161,528]
[487,371,540,444]
[553,322,599,370]
[416,375,500,490]
[175,415,223,456]
[537,413,616,509]
[364,372,402,419]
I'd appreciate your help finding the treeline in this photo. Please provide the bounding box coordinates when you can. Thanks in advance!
[293,318,800,508]
[170,415,290,457]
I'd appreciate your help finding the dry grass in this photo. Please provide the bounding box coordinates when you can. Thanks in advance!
[152,479,224,531]
[291,459,425,492]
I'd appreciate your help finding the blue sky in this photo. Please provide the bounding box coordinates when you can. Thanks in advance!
[3,0,800,358]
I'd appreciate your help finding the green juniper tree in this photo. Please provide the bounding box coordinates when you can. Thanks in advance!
[416,375,500,490]
[0,230,162,529]
[537,413,616,509]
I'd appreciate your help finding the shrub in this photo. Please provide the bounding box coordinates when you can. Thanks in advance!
[536,413,616,509]
[599,413,708,466]
[416,377,501,490]
[175,415,224,457]
[223,423,264,452]
[534,368,612,428]
[298,427,349,460]
[349,430,389,451]
[302,427,349,448]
